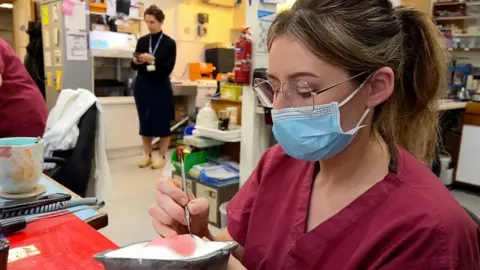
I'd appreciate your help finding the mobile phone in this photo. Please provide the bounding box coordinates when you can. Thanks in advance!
[0,193,72,217]
[133,52,141,57]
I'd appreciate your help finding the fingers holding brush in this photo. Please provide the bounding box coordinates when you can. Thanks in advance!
[156,178,189,206]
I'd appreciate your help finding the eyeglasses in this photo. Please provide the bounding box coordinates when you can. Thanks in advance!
[253,71,370,111]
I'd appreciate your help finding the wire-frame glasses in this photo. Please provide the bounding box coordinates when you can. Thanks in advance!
[253,71,370,111]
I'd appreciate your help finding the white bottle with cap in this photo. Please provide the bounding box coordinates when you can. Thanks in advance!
[196,101,218,129]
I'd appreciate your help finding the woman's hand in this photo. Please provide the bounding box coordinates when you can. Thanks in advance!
[138,53,155,63]
[132,56,144,65]
[149,178,211,238]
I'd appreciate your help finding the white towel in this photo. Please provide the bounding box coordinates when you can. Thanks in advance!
[43,88,111,201]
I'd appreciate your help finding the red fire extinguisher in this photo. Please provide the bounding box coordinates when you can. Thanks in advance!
[235,28,252,61]
[234,28,252,85]
[234,61,251,85]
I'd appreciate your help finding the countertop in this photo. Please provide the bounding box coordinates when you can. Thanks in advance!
[438,99,468,111]
[98,82,198,105]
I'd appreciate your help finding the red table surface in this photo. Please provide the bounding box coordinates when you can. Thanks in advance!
[6,214,118,269]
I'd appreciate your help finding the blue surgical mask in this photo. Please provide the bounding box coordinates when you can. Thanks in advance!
[271,80,370,161]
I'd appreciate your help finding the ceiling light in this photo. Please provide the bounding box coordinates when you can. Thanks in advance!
[0,3,13,9]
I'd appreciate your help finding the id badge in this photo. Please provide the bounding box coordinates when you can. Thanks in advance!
[147,64,156,72]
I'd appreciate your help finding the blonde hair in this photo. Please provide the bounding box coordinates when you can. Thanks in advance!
[268,0,446,164]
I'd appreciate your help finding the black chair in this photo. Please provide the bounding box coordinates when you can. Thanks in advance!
[44,104,97,197]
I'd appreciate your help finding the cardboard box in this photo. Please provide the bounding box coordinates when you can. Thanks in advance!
[132,20,141,35]
[116,19,139,34]
[91,23,110,31]
[175,103,188,121]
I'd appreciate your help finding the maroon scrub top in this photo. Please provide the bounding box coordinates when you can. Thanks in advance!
[227,145,480,269]
[0,38,47,138]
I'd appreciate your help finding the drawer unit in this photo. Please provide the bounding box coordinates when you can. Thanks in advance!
[172,171,196,197]
[195,181,238,228]
[171,171,239,227]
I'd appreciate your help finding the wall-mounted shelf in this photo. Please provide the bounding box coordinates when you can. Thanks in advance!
[436,16,480,21]
[453,33,480,37]
[91,49,134,58]
[434,1,480,7]
[434,2,458,6]
[434,2,480,50]
[89,11,142,20]
[447,48,480,52]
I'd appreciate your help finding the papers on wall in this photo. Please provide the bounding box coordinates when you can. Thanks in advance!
[53,28,59,45]
[62,0,74,16]
[43,30,50,48]
[44,51,52,67]
[46,72,53,87]
[52,4,59,22]
[257,10,276,53]
[55,70,63,91]
[54,50,62,66]
[64,0,87,31]
[41,6,49,26]
[66,29,88,61]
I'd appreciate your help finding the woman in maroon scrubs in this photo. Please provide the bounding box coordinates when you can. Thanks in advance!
[0,38,47,138]
[149,1,480,269]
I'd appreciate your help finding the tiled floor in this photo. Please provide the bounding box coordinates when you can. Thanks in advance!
[99,153,221,246]
[100,154,480,246]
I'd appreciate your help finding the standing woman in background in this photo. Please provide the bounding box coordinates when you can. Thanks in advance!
[131,5,176,169]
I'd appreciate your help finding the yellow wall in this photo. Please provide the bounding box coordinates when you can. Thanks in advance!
[177,0,234,43]
[0,8,14,47]
[277,0,295,12]
[140,0,239,79]
[13,0,32,60]
[402,0,431,13]
[140,0,235,43]
[139,0,177,37]
[0,0,33,60]
[276,0,432,14]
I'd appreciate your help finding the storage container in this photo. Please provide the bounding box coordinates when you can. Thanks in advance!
[220,84,242,101]
[170,148,220,174]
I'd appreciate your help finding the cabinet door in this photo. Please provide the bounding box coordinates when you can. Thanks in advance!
[457,125,480,186]
[196,183,218,224]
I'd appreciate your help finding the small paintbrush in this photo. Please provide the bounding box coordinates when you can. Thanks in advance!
[177,147,193,237]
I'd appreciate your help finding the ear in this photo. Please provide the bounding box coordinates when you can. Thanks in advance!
[366,67,394,108]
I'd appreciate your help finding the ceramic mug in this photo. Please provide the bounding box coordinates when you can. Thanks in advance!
[0,137,44,194]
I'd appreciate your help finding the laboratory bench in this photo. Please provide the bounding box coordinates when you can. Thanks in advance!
[4,174,113,269]
[431,100,480,193]
[101,82,198,159]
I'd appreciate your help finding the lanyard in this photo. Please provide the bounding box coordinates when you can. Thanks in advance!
[149,33,163,56]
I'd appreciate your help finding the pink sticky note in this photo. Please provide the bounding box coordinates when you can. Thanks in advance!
[62,3,73,16]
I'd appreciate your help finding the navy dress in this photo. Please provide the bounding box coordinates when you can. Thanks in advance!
[131,32,176,137]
